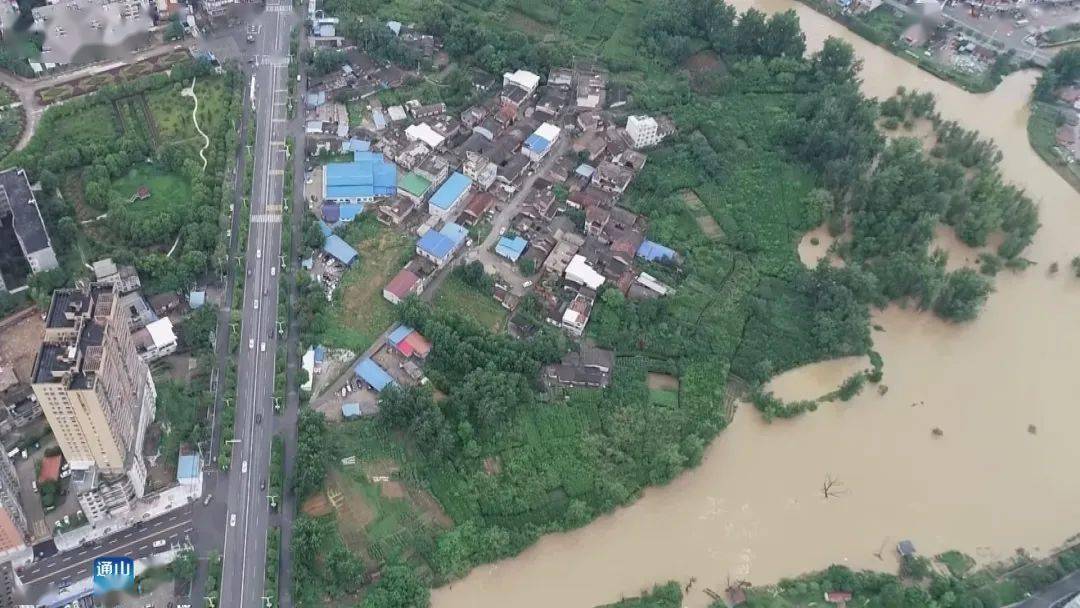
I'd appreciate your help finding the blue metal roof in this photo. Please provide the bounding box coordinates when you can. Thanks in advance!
[417,222,468,261]
[322,203,340,223]
[495,235,528,262]
[354,358,395,392]
[387,325,413,345]
[324,153,397,200]
[417,230,455,261]
[344,138,370,153]
[177,454,200,481]
[318,221,334,237]
[339,203,364,221]
[323,235,358,265]
[314,345,327,362]
[342,402,361,418]
[429,172,472,210]
[440,221,468,244]
[524,134,551,153]
[637,239,677,262]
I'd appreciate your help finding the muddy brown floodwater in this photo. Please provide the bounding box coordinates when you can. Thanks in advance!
[432,1,1080,606]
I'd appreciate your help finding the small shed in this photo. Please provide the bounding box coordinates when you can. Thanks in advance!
[188,290,206,309]
[636,239,677,263]
[342,402,362,419]
[897,540,917,557]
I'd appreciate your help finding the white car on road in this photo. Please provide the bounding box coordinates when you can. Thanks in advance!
[253,299,259,310]
[249,338,254,350]
[256,248,262,259]
[230,513,236,527]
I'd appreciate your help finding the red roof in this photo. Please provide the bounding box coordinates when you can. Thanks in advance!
[38,455,62,483]
[826,591,853,603]
[384,269,420,300]
[403,331,431,358]
[463,192,496,219]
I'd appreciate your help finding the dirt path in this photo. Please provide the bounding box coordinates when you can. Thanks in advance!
[181,77,210,171]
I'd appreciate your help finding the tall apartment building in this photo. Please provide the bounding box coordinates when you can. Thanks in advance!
[0,442,27,554]
[0,167,58,293]
[31,283,156,519]
[625,115,661,149]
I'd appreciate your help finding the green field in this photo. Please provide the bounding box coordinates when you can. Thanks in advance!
[109,165,191,211]
[319,220,415,353]
[431,276,507,332]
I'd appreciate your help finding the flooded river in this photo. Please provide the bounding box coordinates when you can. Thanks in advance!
[433,2,1080,606]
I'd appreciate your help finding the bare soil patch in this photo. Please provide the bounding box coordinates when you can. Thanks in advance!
[482,456,502,476]
[646,372,680,391]
[301,493,332,517]
[408,487,453,528]
[380,480,407,499]
[363,458,401,479]
[683,50,726,75]
[330,470,377,552]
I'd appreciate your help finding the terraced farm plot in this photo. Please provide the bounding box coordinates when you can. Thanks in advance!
[679,189,723,240]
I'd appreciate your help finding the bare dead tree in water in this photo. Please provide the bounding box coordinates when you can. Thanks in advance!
[873,538,890,561]
[822,474,847,499]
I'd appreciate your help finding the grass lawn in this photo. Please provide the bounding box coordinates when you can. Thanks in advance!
[109,165,191,211]
[325,221,415,353]
[649,388,678,407]
[431,276,507,332]
[145,75,229,158]
[147,83,197,148]
[936,550,976,578]
[45,103,119,149]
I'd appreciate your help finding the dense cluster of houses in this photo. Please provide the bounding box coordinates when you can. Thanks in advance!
[300,14,683,403]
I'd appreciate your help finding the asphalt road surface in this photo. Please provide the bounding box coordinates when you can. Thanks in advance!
[1014,570,1080,608]
[17,504,194,593]
[218,2,296,607]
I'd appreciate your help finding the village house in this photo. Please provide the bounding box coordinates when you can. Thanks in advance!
[593,160,635,194]
[377,196,417,226]
[427,172,473,218]
[459,191,497,225]
[409,101,447,119]
[416,221,469,266]
[544,345,615,389]
[398,171,433,204]
[414,154,450,189]
[383,267,423,304]
[560,291,594,337]
[463,151,498,190]
[548,67,574,89]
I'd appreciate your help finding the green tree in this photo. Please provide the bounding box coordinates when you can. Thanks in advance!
[170,549,197,584]
[293,409,330,499]
[934,269,992,322]
[361,564,430,608]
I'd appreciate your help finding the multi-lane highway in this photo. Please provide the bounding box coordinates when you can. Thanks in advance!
[18,504,194,594]
[218,2,296,607]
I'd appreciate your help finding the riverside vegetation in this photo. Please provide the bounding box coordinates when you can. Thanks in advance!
[603,542,1080,608]
[287,0,1040,606]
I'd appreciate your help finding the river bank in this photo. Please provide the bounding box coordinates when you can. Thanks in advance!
[431,0,1080,606]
